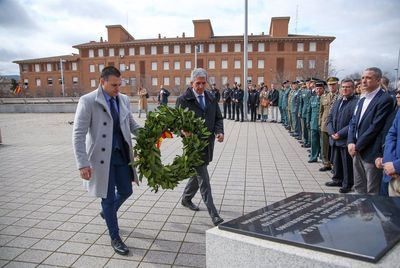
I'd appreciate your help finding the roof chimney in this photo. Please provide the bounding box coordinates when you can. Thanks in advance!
[269,17,290,37]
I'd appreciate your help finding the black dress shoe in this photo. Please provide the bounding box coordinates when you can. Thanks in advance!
[308,159,318,163]
[339,187,352,193]
[212,216,224,226]
[319,166,332,172]
[111,237,129,255]
[325,181,342,187]
[181,199,199,211]
[100,211,105,220]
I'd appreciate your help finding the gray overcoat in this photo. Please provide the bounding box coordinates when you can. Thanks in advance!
[72,86,140,198]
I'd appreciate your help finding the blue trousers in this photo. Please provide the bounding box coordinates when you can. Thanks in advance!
[101,150,132,240]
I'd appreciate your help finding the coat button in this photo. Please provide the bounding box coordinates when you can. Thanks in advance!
[100,160,104,164]
[102,134,106,138]
[103,122,107,126]
[103,108,107,112]
[101,148,105,151]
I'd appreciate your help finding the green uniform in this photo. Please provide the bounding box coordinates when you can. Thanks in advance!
[309,94,320,161]
[300,89,312,146]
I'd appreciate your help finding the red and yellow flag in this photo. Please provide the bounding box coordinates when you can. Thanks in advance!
[155,130,173,149]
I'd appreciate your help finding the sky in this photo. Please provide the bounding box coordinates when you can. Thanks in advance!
[1,0,399,80]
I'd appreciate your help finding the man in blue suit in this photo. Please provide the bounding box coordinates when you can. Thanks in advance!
[347,67,394,194]
[326,79,358,193]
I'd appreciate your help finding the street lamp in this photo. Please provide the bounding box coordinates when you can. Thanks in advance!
[60,58,66,97]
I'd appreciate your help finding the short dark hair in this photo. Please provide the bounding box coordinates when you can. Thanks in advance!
[341,78,355,86]
[101,66,121,80]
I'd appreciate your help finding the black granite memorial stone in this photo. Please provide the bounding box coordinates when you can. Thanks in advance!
[219,192,400,263]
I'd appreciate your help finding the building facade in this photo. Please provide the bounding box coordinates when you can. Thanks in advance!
[13,17,335,97]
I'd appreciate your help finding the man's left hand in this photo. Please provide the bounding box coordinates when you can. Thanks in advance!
[384,162,396,176]
[216,133,224,142]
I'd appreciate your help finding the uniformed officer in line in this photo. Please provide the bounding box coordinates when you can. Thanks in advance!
[209,83,221,103]
[278,83,285,124]
[308,82,325,163]
[319,78,338,171]
[281,80,290,128]
[231,82,238,120]
[300,81,312,148]
[287,81,294,131]
[234,83,244,122]
[222,83,232,119]
[290,81,301,138]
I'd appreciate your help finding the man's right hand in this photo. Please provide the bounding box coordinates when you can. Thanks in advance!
[79,167,92,180]
[348,143,356,157]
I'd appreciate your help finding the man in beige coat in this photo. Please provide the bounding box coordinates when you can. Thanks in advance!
[72,66,141,255]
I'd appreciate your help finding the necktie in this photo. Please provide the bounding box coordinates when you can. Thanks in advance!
[198,95,205,110]
[109,97,119,122]
[355,97,365,125]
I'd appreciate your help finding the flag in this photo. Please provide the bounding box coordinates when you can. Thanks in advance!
[155,130,173,149]
[14,85,21,95]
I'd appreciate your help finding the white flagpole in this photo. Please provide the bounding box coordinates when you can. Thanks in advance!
[243,0,248,120]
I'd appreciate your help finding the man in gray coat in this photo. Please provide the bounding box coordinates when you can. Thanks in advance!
[72,66,141,255]
[176,68,225,226]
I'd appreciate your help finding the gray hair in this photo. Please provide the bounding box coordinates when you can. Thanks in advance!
[190,68,208,82]
[365,67,382,80]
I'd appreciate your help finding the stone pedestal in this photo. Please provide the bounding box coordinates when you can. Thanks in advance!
[206,227,400,268]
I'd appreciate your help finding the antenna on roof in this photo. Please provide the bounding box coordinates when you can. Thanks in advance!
[295,4,299,34]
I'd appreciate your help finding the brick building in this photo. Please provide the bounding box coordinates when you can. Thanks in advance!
[13,17,335,97]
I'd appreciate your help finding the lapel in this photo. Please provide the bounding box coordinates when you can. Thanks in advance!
[117,94,129,121]
[359,89,383,126]
[94,87,112,119]
[185,88,205,111]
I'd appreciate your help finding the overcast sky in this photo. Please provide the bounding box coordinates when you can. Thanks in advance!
[1,0,399,80]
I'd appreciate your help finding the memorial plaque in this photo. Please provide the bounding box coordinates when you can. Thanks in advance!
[219,192,400,263]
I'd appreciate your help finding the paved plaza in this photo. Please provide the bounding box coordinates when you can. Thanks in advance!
[0,113,336,267]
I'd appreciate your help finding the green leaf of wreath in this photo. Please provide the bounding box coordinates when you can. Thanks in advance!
[133,105,211,193]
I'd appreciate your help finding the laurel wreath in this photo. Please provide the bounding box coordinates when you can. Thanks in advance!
[133,105,211,192]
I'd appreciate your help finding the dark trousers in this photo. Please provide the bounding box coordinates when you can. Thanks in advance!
[291,112,298,134]
[101,150,132,240]
[236,102,244,121]
[250,105,257,121]
[182,165,219,217]
[310,129,320,161]
[331,146,354,189]
[223,101,232,119]
[231,103,236,120]
[301,117,309,145]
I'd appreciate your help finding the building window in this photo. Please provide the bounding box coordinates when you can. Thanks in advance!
[309,42,316,52]
[129,63,135,71]
[47,63,52,72]
[221,43,228,53]
[72,62,77,71]
[47,78,53,85]
[185,77,191,85]
[72,77,78,84]
[174,45,180,54]
[247,60,252,69]
[163,77,170,86]
[175,77,181,86]
[98,49,104,57]
[208,60,215,69]
[89,49,94,58]
[234,60,241,69]
[297,59,304,69]
[151,62,157,71]
[258,43,265,52]
[36,78,41,87]
[129,47,135,56]
[90,79,96,88]
[174,61,180,70]
[89,64,95,72]
[221,60,228,69]
[258,60,264,69]
[163,61,169,70]
[24,78,29,86]
[234,76,241,84]
[309,60,316,69]
[152,77,158,86]
[22,64,28,72]
[248,43,253,52]
[151,46,157,55]
[163,45,169,54]
[119,63,125,71]
[35,64,40,72]
[109,48,115,57]
[140,46,145,55]
[196,44,204,53]
[119,48,125,56]
[185,60,191,69]
[297,43,304,52]
[98,64,104,72]
[257,77,264,85]
[209,44,215,53]
[247,76,252,84]
[185,44,191,53]
[221,76,228,85]
[234,43,241,52]
[209,76,216,85]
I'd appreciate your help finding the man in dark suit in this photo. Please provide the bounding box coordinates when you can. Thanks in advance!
[176,68,224,226]
[347,67,394,194]
[326,79,358,193]
[157,85,170,106]
[222,83,232,119]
